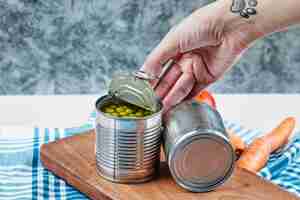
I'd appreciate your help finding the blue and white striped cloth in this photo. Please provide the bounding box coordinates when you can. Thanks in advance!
[0,126,91,200]
[1,117,300,199]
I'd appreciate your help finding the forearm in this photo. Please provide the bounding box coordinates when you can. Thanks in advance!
[250,0,300,34]
[219,0,300,43]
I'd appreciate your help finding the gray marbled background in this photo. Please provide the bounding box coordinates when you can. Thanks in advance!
[0,0,300,94]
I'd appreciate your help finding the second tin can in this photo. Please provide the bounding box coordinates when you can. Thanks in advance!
[163,100,235,192]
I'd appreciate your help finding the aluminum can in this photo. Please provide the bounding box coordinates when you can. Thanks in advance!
[163,100,235,192]
[95,95,162,183]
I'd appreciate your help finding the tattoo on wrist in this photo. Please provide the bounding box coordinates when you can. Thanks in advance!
[231,0,257,19]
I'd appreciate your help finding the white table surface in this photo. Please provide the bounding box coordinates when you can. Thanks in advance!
[0,94,299,133]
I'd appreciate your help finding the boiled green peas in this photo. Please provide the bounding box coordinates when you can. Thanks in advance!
[109,104,117,109]
[144,111,151,116]
[121,105,128,110]
[125,108,133,114]
[110,112,119,117]
[104,107,115,113]
[135,112,143,117]
[116,107,125,112]
[102,101,154,118]
[119,111,127,116]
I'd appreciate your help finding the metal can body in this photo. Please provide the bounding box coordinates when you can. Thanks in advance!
[95,95,162,183]
[163,100,235,192]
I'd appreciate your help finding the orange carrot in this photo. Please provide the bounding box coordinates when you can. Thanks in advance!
[227,129,246,160]
[194,90,216,109]
[227,129,246,151]
[263,117,296,152]
[237,138,272,173]
[237,117,296,173]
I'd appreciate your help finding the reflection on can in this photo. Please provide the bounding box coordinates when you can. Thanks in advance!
[163,100,235,192]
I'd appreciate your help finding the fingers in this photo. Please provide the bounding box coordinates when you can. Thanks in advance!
[179,52,211,101]
[157,52,212,111]
[154,63,182,99]
[141,28,179,78]
[184,83,207,100]
[162,72,195,112]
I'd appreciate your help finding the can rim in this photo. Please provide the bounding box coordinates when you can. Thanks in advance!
[95,95,163,121]
[167,128,235,192]
[108,72,160,112]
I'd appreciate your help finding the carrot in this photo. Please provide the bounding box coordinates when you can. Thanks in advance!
[194,90,216,109]
[237,138,272,173]
[237,117,296,173]
[262,117,296,152]
[227,129,246,151]
[227,129,246,160]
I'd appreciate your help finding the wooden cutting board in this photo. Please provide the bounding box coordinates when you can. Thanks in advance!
[40,130,299,200]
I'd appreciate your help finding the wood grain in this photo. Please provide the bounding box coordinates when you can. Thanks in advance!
[40,130,299,200]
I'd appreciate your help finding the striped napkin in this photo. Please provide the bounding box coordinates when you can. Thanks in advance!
[0,126,90,200]
[0,118,300,199]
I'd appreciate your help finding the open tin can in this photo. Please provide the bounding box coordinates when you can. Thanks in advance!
[95,72,163,183]
[163,100,235,192]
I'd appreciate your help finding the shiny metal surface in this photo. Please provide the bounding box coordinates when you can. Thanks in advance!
[95,95,162,183]
[163,100,235,192]
[132,71,158,80]
[152,59,175,90]
[108,73,159,112]
[132,59,176,90]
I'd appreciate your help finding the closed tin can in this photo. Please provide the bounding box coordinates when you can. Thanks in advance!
[163,100,235,192]
[95,73,163,183]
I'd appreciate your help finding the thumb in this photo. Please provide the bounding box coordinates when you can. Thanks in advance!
[141,27,180,78]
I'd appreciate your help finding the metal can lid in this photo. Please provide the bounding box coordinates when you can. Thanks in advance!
[108,72,159,112]
[168,130,235,192]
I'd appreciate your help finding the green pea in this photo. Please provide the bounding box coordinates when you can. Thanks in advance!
[109,104,117,109]
[125,108,133,114]
[110,112,119,117]
[135,112,143,117]
[104,107,114,113]
[144,111,151,116]
[116,107,124,113]
[119,111,127,116]
[121,105,128,109]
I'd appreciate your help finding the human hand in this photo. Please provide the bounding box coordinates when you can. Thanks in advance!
[141,0,261,111]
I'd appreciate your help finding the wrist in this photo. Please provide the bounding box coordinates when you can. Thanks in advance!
[216,0,265,45]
